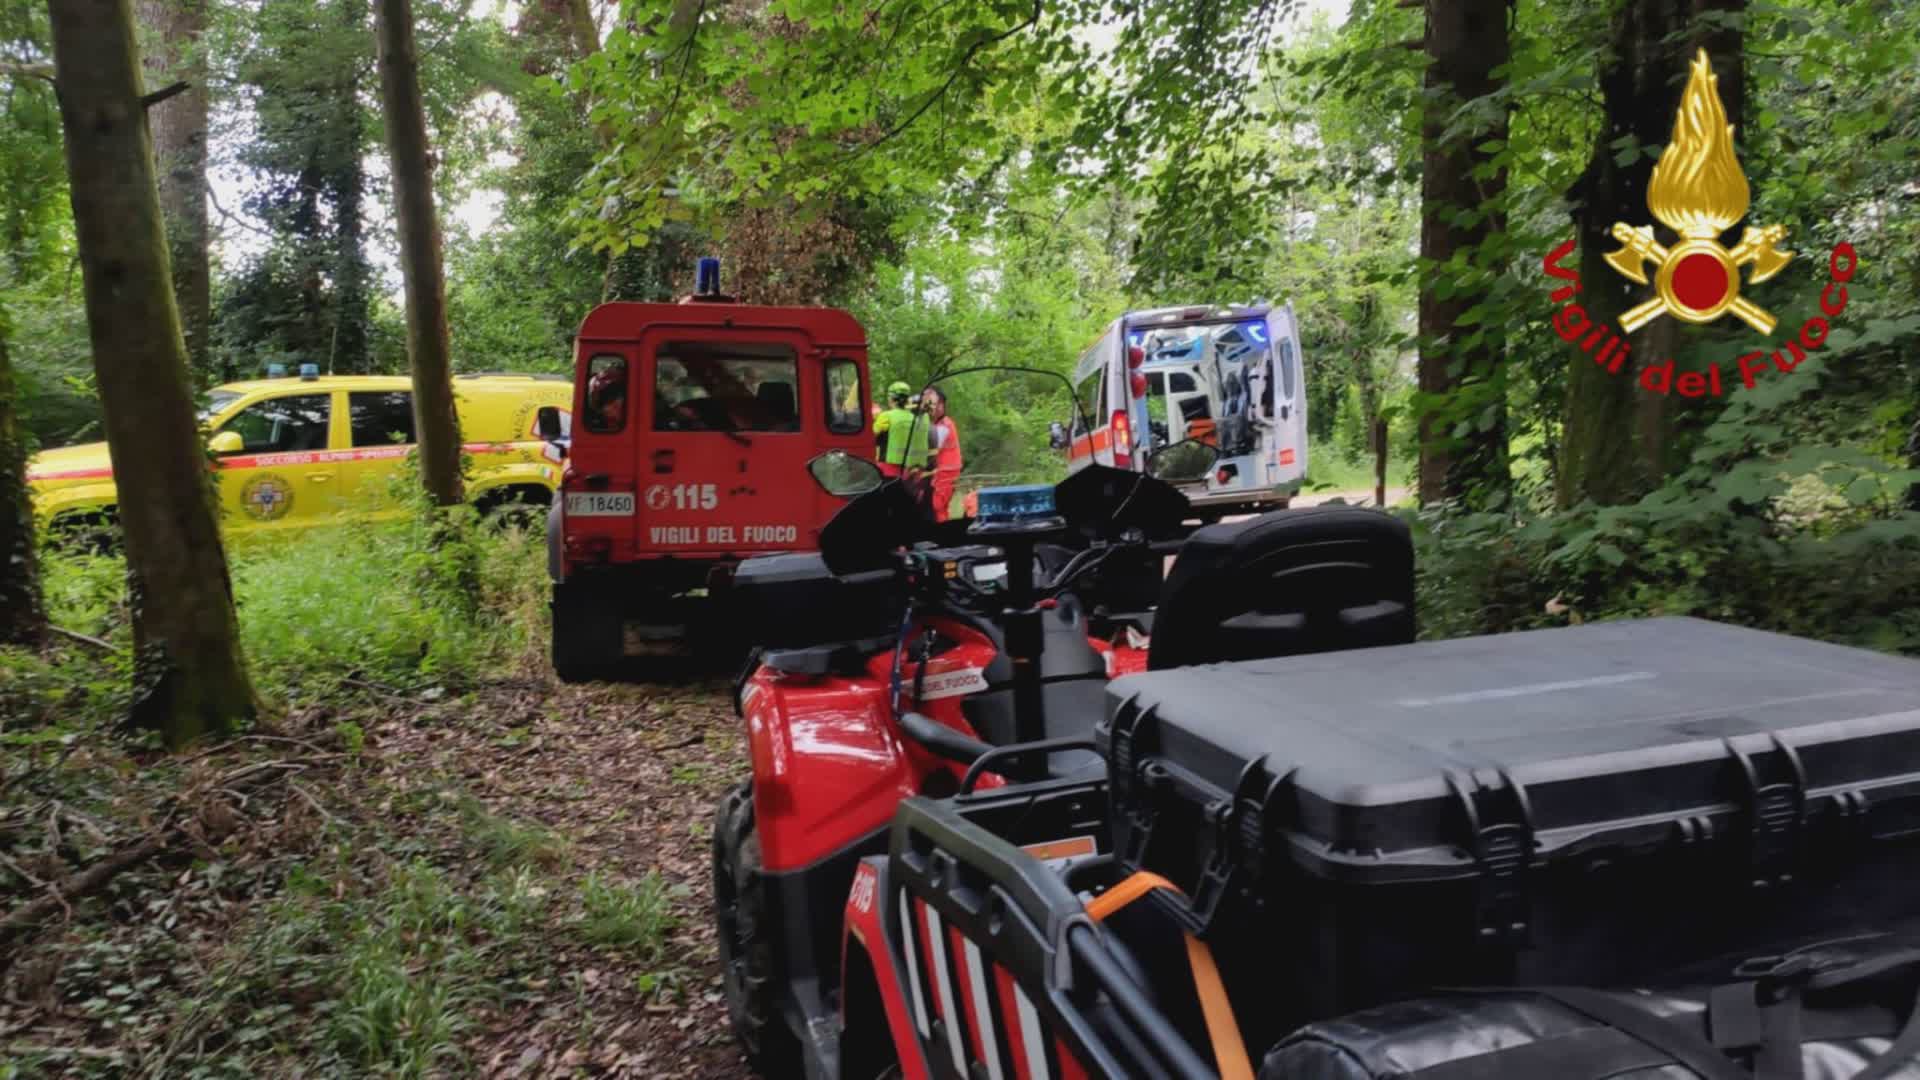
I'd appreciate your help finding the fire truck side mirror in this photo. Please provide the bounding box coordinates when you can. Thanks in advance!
[807,450,884,497]
[1048,420,1069,451]
[536,406,564,441]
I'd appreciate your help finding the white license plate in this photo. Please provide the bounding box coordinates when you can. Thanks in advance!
[565,492,634,517]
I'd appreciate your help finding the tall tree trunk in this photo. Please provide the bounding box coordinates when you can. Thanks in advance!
[328,0,370,376]
[48,0,259,746]
[1634,0,1746,482]
[330,152,370,374]
[374,0,463,506]
[1908,355,1920,512]
[1417,0,1511,507]
[136,0,211,378]
[1561,0,1738,505]
[0,310,43,647]
[565,0,599,59]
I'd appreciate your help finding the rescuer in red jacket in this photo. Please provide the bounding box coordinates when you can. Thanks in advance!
[922,386,962,523]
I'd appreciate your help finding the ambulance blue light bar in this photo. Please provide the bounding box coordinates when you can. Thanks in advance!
[972,484,1060,529]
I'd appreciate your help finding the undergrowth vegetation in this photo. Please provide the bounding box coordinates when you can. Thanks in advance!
[3,507,549,730]
[1414,367,1920,652]
[1,508,723,1077]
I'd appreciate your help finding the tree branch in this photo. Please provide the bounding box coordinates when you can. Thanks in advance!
[0,836,166,947]
[139,80,189,109]
[48,625,116,652]
[0,61,55,82]
[205,184,273,239]
[844,0,1042,164]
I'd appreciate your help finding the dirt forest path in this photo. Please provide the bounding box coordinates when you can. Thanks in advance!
[1292,486,1409,509]
[390,677,758,1079]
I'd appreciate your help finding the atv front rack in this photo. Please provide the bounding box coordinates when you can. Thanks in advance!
[881,776,1220,1079]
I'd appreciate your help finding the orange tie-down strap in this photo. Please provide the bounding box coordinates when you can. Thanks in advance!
[1085,872,1255,1080]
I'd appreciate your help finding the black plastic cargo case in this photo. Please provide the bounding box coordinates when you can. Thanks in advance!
[1098,617,1920,1038]
[728,551,902,649]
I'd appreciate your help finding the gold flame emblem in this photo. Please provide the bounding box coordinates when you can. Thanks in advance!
[1605,49,1792,334]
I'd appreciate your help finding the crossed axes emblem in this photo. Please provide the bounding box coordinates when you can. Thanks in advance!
[1605,223,1793,335]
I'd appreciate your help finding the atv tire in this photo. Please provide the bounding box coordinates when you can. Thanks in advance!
[713,781,801,1076]
[551,580,621,683]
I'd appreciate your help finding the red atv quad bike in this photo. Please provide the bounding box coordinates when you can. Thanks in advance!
[539,258,875,681]
[712,430,1419,1079]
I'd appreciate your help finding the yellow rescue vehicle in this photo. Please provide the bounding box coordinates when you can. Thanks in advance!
[27,368,573,536]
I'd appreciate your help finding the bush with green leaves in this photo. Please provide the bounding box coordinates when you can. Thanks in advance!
[1415,362,1920,652]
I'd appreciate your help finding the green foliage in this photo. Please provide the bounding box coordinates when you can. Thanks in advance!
[576,871,678,957]
[848,206,1126,484]
[3,502,550,732]
[566,0,1316,255]
[2,1,97,449]
[1416,378,1920,651]
[454,792,571,870]
[158,858,542,1078]
[228,510,549,702]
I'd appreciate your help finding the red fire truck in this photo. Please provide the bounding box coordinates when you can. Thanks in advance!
[538,259,875,681]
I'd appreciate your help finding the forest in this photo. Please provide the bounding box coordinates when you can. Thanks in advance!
[2,0,1919,1074]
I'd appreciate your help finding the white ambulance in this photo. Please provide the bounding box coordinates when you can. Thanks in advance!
[1056,303,1308,516]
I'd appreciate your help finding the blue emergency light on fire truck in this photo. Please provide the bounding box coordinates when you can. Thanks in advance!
[1057,302,1308,517]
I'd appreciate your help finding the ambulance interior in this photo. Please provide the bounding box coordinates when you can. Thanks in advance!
[1138,320,1271,457]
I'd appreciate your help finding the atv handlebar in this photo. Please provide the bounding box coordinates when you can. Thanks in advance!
[898,710,993,768]
[958,736,1100,793]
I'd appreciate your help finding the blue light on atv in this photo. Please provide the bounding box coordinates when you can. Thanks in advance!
[1245,321,1268,343]
[696,256,721,295]
[974,484,1057,526]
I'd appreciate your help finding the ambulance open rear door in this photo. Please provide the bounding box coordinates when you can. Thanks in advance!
[1261,303,1308,495]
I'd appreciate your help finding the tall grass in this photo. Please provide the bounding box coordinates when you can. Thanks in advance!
[4,507,552,728]
[228,510,550,701]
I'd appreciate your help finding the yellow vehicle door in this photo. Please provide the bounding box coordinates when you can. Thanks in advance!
[207,390,343,531]
[339,389,417,517]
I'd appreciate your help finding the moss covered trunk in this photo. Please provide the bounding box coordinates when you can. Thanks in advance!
[0,314,43,647]
[48,0,259,745]
[136,0,211,377]
[374,0,464,507]
[1416,0,1511,507]
[1561,1,1742,505]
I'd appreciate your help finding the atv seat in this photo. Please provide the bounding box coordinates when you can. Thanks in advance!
[1149,506,1414,671]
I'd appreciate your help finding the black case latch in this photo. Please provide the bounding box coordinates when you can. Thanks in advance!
[1450,770,1538,948]
[1106,697,1158,870]
[1182,756,1296,935]
[1726,735,1808,889]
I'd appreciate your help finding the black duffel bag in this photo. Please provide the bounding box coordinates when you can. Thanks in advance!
[1261,936,1920,1080]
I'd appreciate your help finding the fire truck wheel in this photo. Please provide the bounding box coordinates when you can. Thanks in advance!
[551,581,620,683]
[713,781,801,1075]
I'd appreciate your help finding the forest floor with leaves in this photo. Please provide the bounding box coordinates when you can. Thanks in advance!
[1,665,757,1079]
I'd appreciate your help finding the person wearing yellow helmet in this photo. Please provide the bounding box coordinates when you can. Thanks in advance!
[872,380,931,479]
